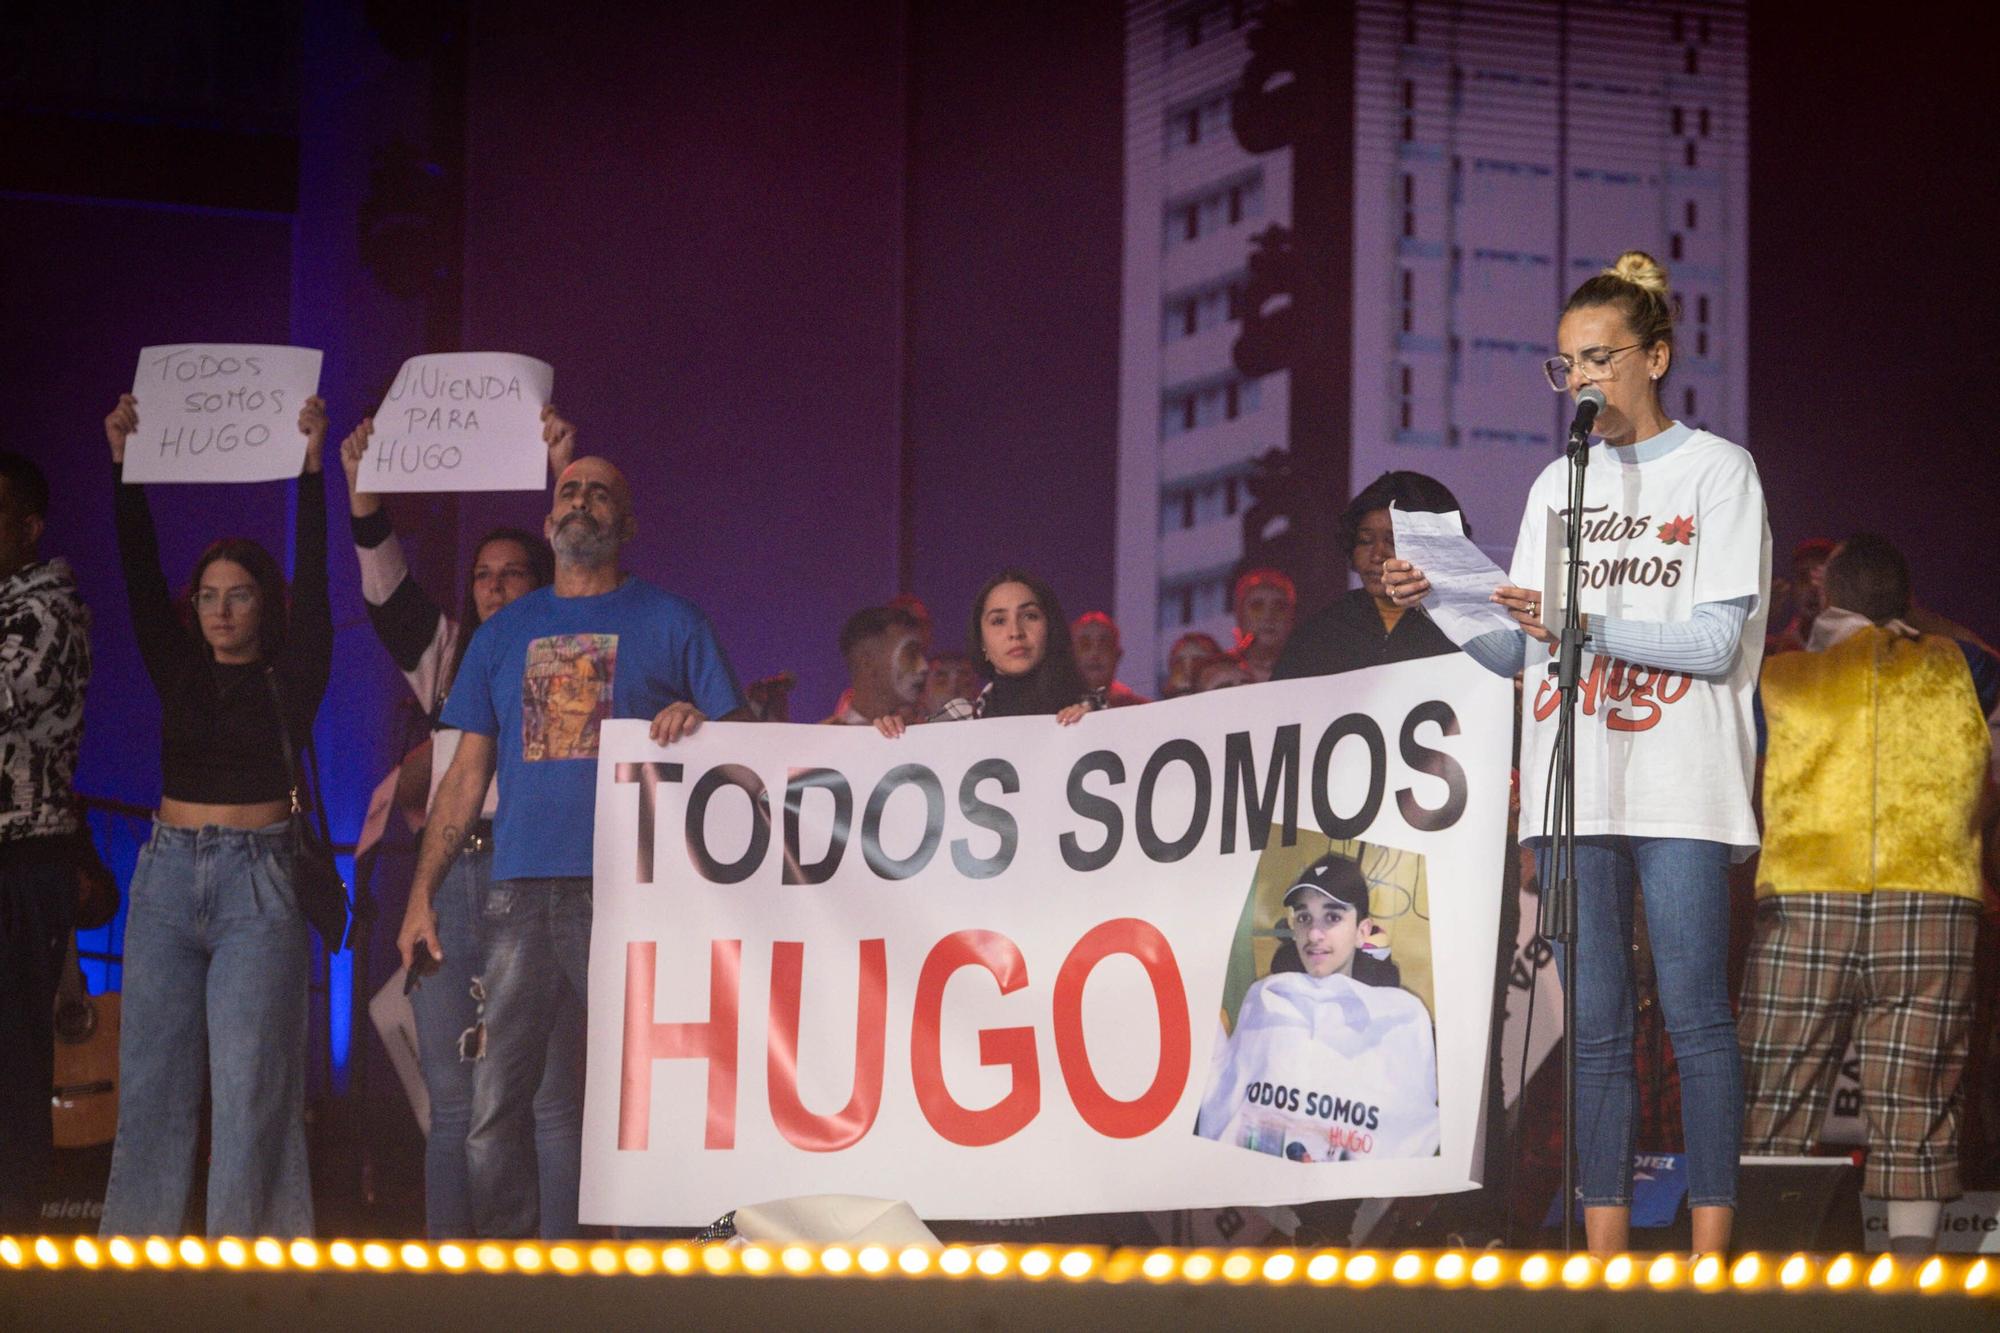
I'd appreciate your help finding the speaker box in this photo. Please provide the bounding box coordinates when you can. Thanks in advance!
[1733,1155,1864,1252]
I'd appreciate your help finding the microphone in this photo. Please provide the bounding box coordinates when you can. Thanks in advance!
[1567,386,1607,444]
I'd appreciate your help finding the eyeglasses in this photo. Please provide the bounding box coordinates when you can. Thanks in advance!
[1541,343,1640,392]
[193,588,258,612]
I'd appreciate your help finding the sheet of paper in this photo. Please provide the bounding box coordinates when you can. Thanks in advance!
[1389,504,1521,645]
[1542,506,1570,625]
[124,344,324,483]
[360,352,555,493]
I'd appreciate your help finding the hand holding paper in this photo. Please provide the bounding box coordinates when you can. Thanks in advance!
[1387,505,1522,646]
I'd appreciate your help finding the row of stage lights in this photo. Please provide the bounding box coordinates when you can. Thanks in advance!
[2,1235,1996,1298]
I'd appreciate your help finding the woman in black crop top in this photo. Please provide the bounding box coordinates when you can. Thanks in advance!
[98,391,331,1240]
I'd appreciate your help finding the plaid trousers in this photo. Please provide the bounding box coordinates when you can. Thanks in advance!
[1739,890,1979,1200]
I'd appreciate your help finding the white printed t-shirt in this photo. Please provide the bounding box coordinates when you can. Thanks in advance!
[1197,971,1440,1163]
[1510,424,1770,854]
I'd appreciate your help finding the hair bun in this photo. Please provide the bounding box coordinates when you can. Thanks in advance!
[1605,250,1669,295]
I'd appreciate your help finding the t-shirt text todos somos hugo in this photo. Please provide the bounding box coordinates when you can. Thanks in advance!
[1510,426,1770,854]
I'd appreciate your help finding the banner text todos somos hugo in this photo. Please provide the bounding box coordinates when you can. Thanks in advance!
[583,659,1512,1223]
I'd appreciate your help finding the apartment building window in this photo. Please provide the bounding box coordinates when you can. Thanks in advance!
[1165,92,1233,156]
[1160,375,1262,439]
[1169,1,1252,58]
[1163,274,1251,345]
[1164,173,1263,249]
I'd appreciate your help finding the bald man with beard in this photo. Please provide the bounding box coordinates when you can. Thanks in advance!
[398,454,746,1237]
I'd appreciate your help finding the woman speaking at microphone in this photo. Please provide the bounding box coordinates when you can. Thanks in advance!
[1382,252,1769,1258]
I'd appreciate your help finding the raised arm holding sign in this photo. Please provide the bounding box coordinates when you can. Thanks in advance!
[123,344,324,484]
[359,353,555,493]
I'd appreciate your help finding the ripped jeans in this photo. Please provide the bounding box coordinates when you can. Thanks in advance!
[411,846,583,1238]
[465,877,592,1239]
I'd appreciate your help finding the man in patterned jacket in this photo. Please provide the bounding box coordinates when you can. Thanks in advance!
[0,450,91,1229]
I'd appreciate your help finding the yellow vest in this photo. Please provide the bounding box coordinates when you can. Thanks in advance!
[1758,627,1988,898]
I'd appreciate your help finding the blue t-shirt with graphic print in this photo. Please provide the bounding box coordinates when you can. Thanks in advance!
[441,576,744,880]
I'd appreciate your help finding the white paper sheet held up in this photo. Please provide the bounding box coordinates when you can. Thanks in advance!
[124,344,324,484]
[1389,504,1521,646]
[360,352,554,493]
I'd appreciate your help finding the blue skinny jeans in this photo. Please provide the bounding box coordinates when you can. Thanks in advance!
[1536,835,1741,1210]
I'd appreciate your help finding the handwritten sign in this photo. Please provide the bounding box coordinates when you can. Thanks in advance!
[124,345,324,483]
[360,353,554,492]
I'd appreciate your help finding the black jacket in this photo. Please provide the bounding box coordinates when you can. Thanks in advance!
[1271,587,1457,680]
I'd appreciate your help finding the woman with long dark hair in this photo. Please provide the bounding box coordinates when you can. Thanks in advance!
[339,410,584,1238]
[1384,251,1769,1258]
[98,391,332,1238]
[876,569,1100,734]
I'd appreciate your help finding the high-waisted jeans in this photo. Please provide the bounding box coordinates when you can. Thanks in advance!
[101,821,313,1237]
[1536,835,1741,1210]
[412,846,584,1238]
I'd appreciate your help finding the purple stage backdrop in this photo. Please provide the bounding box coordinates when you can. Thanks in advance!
[3,2,1993,1017]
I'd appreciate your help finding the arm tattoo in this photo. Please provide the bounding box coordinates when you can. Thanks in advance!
[410,820,468,909]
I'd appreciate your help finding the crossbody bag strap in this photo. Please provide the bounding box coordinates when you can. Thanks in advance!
[301,735,336,846]
[261,667,306,819]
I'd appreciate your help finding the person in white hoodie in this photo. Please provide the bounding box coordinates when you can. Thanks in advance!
[1198,853,1439,1163]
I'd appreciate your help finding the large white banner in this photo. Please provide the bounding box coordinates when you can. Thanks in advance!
[583,659,1512,1225]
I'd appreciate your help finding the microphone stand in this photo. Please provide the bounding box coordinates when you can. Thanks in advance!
[1540,412,1592,1254]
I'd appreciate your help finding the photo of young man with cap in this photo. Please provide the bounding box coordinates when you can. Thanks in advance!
[1196,852,1440,1163]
